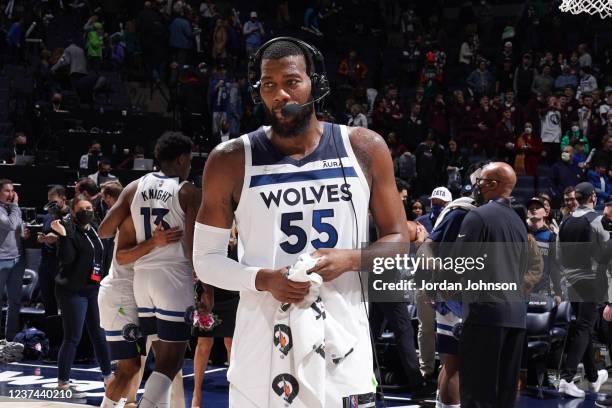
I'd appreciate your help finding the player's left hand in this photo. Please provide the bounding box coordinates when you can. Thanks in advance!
[309,248,357,282]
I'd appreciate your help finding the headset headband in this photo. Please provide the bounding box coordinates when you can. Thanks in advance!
[247,37,330,105]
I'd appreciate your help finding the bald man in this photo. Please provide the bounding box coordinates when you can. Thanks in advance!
[452,162,529,408]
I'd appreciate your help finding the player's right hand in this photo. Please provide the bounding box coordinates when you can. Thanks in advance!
[152,223,183,247]
[256,268,311,304]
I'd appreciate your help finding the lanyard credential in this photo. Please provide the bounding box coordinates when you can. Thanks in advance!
[84,228,104,282]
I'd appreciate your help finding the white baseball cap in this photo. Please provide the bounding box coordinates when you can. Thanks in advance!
[430,187,452,203]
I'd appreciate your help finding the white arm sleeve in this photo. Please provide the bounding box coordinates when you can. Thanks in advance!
[193,222,261,292]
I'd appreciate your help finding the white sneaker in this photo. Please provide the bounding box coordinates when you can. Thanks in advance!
[590,369,609,393]
[559,379,586,398]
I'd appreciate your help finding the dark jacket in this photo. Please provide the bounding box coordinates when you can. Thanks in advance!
[55,220,105,291]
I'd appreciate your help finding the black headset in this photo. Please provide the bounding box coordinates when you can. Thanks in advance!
[247,36,330,105]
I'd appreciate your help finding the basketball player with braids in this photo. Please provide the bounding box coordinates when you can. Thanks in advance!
[193,38,412,407]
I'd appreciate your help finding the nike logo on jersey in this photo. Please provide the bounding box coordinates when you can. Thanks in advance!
[259,184,352,209]
[457,234,466,238]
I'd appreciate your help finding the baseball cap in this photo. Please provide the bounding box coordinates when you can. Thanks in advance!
[430,187,452,203]
[527,197,545,208]
[605,86,612,95]
[574,182,595,200]
[460,184,473,196]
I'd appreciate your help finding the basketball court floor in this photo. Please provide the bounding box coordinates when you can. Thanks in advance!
[2,359,612,407]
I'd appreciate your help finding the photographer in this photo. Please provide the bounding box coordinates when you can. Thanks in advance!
[37,185,70,317]
[51,195,111,397]
[0,179,28,341]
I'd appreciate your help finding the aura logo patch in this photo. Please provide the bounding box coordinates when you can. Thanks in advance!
[273,324,293,356]
[271,373,299,404]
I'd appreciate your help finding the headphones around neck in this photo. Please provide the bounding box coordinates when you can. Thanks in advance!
[247,37,330,106]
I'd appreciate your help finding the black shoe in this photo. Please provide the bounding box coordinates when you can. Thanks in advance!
[596,397,612,407]
[410,380,437,400]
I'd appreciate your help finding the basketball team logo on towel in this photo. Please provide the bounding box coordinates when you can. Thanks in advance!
[273,324,293,357]
[271,373,299,404]
[310,297,326,320]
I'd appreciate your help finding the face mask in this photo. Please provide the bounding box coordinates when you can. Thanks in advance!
[90,150,100,156]
[472,183,485,205]
[75,210,94,226]
[561,152,571,162]
[525,127,532,134]
[431,204,443,218]
[571,126,579,132]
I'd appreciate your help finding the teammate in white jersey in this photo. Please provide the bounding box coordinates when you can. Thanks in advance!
[99,215,182,408]
[99,132,206,408]
[193,38,411,407]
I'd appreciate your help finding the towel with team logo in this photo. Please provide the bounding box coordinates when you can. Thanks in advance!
[270,254,356,408]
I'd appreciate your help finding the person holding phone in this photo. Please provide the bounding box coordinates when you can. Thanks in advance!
[51,195,112,397]
[0,179,28,341]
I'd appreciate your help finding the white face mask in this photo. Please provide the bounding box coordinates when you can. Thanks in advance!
[561,152,571,161]
[571,125,579,132]
[525,127,532,134]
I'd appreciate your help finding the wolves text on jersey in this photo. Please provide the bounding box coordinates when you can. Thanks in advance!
[259,183,352,209]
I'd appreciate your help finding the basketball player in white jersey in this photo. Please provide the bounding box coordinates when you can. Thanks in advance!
[193,38,411,407]
[99,215,182,408]
[99,132,206,408]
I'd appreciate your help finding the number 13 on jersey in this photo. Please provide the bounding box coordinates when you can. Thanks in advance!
[140,207,170,239]
[280,209,338,254]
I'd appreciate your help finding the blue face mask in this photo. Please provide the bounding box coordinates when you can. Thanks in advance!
[431,204,443,218]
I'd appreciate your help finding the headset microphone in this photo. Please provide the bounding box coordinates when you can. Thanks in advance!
[281,92,330,117]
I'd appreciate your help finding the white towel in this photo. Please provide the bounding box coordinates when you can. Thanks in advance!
[270,254,357,408]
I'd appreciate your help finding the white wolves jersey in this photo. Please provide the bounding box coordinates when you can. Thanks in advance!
[230,123,375,406]
[130,172,190,271]
[100,236,134,288]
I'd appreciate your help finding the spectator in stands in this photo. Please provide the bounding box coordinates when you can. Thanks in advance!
[243,11,264,57]
[50,195,112,398]
[537,192,560,234]
[337,50,368,88]
[405,102,426,150]
[496,58,515,94]
[577,67,598,98]
[0,179,28,341]
[79,141,103,170]
[51,39,88,88]
[587,162,612,209]
[573,140,589,167]
[212,18,228,63]
[6,17,23,62]
[416,187,452,233]
[578,43,592,68]
[514,122,543,177]
[347,103,368,128]
[458,34,476,77]
[407,198,426,221]
[38,185,69,318]
[540,95,562,162]
[227,78,243,139]
[75,178,105,223]
[466,59,494,98]
[551,145,584,200]
[555,64,577,90]
[468,95,496,155]
[593,135,612,165]
[503,90,522,125]
[428,93,449,143]
[86,22,104,73]
[169,8,194,65]
[561,121,590,153]
[445,139,469,194]
[211,79,228,138]
[88,159,117,186]
[137,1,167,82]
[561,186,578,218]
[495,107,517,163]
[514,53,536,105]
[531,65,554,97]
[415,132,446,196]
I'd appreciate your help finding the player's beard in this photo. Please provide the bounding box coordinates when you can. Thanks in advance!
[265,103,314,138]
